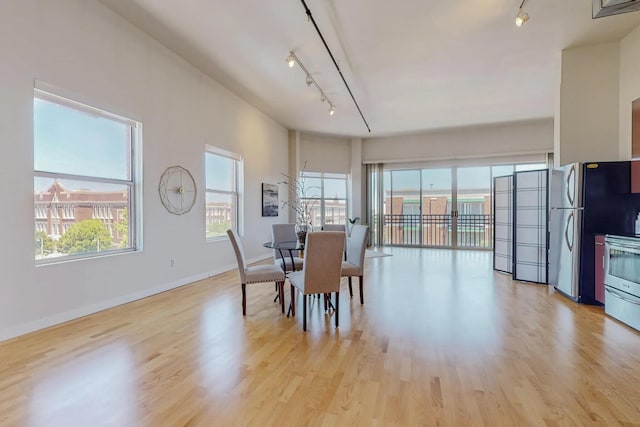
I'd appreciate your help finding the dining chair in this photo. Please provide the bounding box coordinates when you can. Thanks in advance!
[227,229,286,315]
[322,223,347,260]
[341,225,369,304]
[288,231,345,331]
[272,224,304,272]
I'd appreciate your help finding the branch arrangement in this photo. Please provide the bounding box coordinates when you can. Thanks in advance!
[278,162,319,226]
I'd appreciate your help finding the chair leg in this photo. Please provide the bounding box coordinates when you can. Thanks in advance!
[303,294,307,331]
[335,291,339,328]
[242,283,247,316]
[279,281,285,314]
[290,284,295,316]
[348,277,353,297]
[359,276,364,304]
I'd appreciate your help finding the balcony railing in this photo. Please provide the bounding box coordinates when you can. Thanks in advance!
[382,214,493,248]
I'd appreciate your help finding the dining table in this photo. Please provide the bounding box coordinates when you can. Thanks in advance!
[262,240,304,274]
[263,239,337,316]
[262,239,306,316]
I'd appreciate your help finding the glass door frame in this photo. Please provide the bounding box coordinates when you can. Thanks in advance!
[374,161,547,250]
[382,167,459,249]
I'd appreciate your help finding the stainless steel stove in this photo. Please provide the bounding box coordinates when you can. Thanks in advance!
[605,235,640,331]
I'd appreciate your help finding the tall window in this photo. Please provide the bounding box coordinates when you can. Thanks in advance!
[299,172,348,226]
[205,146,241,239]
[33,89,139,262]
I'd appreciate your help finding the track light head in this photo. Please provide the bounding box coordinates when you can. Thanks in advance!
[286,53,295,68]
[515,9,529,27]
[320,94,326,103]
[329,105,335,116]
[305,75,313,86]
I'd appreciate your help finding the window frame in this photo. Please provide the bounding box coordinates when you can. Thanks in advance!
[33,88,141,265]
[299,171,349,226]
[205,145,243,240]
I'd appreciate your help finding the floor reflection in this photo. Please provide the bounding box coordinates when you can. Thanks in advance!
[28,342,137,427]
[198,295,245,395]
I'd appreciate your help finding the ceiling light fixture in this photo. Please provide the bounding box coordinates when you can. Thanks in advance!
[286,50,336,117]
[286,53,295,68]
[515,0,529,27]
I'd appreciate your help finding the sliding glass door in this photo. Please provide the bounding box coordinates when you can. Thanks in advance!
[383,166,490,248]
[422,168,453,246]
[375,162,545,249]
[456,167,492,248]
[383,168,454,247]
[385,170,421,245]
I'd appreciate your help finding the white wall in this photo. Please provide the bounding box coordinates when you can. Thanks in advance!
[350,139,364,221]
[0,0,288,340]
[362,119,553,164]
[555,43,620,166]
[620,25,640,160]
[298,133,365,224]
[299,133,351,174]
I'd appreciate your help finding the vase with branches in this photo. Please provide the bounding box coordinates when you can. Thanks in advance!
[279,162,319,243]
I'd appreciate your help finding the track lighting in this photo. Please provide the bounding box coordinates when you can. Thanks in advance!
[298,1,370,131]
[286,50,335,117]
[515,10,529,26]
[515,0,529,27]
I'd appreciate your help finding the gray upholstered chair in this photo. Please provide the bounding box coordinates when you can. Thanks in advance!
[227,229,286,315]
[272,224,304,272]
[341,225,369,304]
[322,223,347,260]
[289,231,345,331]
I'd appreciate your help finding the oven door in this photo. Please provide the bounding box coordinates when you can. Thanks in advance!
[604,238,640,297]
[605,286,640,331]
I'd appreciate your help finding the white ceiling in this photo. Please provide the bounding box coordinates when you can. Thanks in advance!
[99,0,640,137]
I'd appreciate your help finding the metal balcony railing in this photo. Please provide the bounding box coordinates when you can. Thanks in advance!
[382,214,493,248]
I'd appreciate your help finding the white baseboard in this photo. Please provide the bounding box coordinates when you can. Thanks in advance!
[0,254,272,343]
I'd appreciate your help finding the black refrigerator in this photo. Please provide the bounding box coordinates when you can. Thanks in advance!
[578,161,638,304]
[550,161,640,304]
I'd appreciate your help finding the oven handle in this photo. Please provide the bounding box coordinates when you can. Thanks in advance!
[605,288,640,306]
[609,243,640,253]
[606,242,640,254]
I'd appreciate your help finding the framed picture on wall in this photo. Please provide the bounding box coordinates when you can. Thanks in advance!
[262,183,278,217]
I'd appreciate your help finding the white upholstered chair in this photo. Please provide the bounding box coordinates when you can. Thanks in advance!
[227,229,286,315]
[322,223,347,260]
[341,225,369,304]
[288,231,345,331]
[272,224,304,272]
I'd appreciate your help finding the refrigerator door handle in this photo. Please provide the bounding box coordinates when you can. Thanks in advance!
[566,164,575,207]
[565,212,574,252]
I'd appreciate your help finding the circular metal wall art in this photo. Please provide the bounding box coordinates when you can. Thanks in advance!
[159,166,197,215]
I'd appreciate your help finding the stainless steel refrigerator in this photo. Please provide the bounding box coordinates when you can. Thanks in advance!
[549,161,635,304]
[549,163,582,299]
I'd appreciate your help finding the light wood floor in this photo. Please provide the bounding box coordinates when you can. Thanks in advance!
[1,248,640,426]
